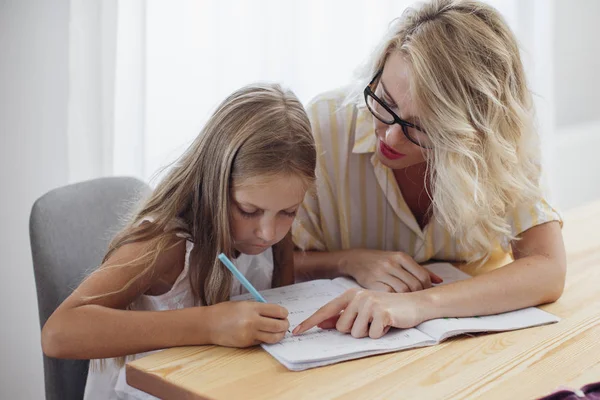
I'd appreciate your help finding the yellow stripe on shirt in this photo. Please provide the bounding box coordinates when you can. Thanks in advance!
[292,89,562,262]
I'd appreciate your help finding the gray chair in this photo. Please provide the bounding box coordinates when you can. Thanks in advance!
[29,177,151,400]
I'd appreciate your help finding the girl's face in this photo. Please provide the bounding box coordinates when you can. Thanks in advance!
[372,52,430,170]
[230,173,307,255]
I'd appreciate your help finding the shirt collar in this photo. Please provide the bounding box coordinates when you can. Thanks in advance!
[352,104,377,154]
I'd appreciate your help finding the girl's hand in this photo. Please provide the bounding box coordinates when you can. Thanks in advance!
[339,249,442,292]
[207,301,290,348]
[292,288,427,339]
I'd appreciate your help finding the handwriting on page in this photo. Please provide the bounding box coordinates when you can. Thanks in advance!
[233,280,435,363]
[267,324,433,363]
[278,327,418,346]
[233,280,344,329]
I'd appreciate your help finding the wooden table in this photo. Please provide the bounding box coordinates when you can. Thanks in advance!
[126,201,600,399]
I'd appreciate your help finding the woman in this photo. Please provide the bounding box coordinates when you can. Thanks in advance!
[292,0,565,339]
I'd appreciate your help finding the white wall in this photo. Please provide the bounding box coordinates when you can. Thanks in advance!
[549,0,600,210]
[554,0,600,128]
[0,0,70,398]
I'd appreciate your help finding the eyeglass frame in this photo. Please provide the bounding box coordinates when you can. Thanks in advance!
[363,68,432,149]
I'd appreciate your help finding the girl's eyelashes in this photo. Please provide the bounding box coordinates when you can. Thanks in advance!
[238,208,260,219]
[236,206,297,219]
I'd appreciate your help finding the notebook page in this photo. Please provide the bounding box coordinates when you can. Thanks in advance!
[232,280,435,367]
[417,307,560,342]
[268,323,433,364]
[331,276,363,290]
[232,280,344,332]
[418,263,560,342]
[268,342,434,371]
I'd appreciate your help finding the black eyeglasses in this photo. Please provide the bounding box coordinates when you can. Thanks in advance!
[364,69,433,149]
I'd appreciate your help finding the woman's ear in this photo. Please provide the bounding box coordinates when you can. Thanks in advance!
[271,231,295,287]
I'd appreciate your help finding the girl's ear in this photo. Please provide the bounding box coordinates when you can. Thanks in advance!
[271,231,295,287]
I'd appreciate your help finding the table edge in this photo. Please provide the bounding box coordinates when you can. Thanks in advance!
[126,362,214,400]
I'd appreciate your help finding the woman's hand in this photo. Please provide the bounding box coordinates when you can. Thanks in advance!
[339,249,442,292]
[207,301,290,347]
[292,288,429,339]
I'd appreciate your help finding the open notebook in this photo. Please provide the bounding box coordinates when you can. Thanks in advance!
[231,263,560,371]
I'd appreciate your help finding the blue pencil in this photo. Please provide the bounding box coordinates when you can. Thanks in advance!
[217,253,267,303]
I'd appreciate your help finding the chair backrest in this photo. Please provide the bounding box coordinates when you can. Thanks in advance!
[29,176,151,400]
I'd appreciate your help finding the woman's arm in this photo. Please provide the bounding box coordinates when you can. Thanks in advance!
[294,221,566,337]
[420,220,566,320]
[293,250,346,280]
[295,249,443,291]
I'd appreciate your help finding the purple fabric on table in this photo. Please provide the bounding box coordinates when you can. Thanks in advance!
[538,382,600,400]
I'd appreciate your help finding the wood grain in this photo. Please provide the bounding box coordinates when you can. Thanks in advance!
[127,200,600,400]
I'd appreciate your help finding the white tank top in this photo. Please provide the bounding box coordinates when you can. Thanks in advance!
[83,240,274,400]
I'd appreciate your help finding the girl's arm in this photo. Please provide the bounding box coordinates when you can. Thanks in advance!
[41,237,206,359]
[42,237,289,359]
[294,221,566,337]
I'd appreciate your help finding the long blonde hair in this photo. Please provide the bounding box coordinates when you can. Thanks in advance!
[101,83,316,306]
[350,0,541,261]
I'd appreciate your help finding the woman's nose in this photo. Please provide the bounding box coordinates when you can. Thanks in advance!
[376,122,406,147]
[384,124,405,142]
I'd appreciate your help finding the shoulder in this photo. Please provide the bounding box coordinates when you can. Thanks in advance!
[51,232,188,312]
[506,196,562,241]
[306,87,354,118]
[306,87,349,108]
[305,87,358,145]
[105,233,187,279]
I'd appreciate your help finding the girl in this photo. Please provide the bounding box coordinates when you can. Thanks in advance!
[293,0,566,339]
[41,83,316,399]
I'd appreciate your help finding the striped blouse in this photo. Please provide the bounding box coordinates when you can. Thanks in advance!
[292,88,561,263]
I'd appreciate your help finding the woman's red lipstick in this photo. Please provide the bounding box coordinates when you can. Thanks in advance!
[378,139,406,160]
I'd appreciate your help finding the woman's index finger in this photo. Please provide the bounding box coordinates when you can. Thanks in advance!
[292,290,357,335]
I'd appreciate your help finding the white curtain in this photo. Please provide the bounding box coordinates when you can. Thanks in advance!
[67,0,144,183]
[67,0,117,183]
[137,0,534,184]
[69,0,572,204]
[140,0,424,183]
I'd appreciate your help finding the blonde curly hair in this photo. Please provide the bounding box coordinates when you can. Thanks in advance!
[348,0,542,261]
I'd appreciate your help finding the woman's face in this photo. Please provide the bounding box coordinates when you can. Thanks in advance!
[229,173,307,255]
[372,52,430,170]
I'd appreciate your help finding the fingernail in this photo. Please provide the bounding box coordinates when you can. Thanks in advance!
[292,326,300,335]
